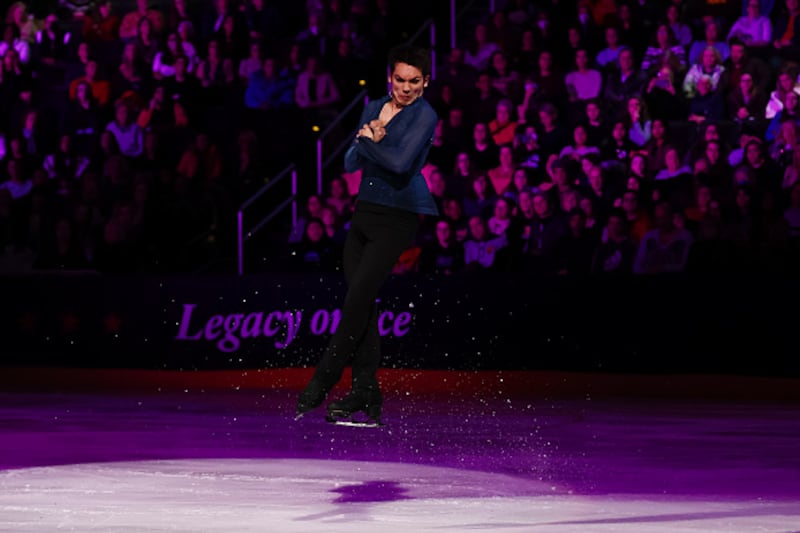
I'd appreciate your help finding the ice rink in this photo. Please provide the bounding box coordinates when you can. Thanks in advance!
[1,369,799,532]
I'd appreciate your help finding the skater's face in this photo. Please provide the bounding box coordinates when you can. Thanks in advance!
[388,62,427,107]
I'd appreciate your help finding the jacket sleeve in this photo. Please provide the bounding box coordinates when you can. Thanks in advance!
[343,103,377,172]
[354,106,437,175]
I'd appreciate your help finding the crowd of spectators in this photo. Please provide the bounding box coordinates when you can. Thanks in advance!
[0,0,385,272]
[3,0,800,277]
[287,0,800,276]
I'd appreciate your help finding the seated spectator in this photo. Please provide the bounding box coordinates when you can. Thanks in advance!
[603,47,647,118]
[468,121,500,172]
[132,17,160,74]
[769,119,798,170]
[719,40,771,98]
[521,190,568,272]
[536,103,570,161]
[654,145,693,204]
[683,47,726,99]
[324,176,353,217]
[35,13,74,90]
[565,48,602,102]
[488,98,517,148]
[625,96,652,147]
[620,189,654,243]
[592,208,638,275]
[513,124,542,175]
[213,11,246,60]
[287,217,340,272]
[633,200,693,274]
[0,22,30,65]
[119,0,166,40]
[666,4,693,48]
[487,50,521,98]
[687,75,726,124]
[765,90,800,141]
[288,194,324,244]
[726,72,768,121]
[62,80,104,157]
[772,0,800,62]
[529,50,566,111]
[238,39,263,83]
[596,26,623,70]
[106,100,144,158]
[82,1,121,45]
[419,219,464,275]
[136,85,173,132]
[487,145,516,195]
[728,0,773,48]
[464,22,501,72]
[68,60,112,107]
[487,195,517,238]
[560,124,601,161]
[0,159,32,200]
[463,215,507,271]
[602,120,636,163]
[463,173,496,219]
[765,68,800,119]
[688,20,730,65]
[644,63,684,121]
[554,207,596,276]
[112,41,148,100]
[643,118,671,171]
[640,24,687,76]
[293,54,340,114]
[153,32,197,79]
[43,134,90,183]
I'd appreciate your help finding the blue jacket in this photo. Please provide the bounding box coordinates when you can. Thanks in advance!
[344,95,439,216]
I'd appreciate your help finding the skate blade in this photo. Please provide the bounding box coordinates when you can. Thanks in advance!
[326,415,383,428]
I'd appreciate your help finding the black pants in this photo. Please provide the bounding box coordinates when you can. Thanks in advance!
[312,201,420,393]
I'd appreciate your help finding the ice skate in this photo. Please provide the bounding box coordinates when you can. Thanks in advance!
[295,377,330,420]
[326,390,384,427]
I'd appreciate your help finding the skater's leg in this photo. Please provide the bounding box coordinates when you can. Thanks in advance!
[296,217,367,415]
[314,210,415,379]
[351,303,380,393]
[298,205,417,417]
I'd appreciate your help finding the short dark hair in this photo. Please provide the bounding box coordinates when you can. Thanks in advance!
[388,45,432,78]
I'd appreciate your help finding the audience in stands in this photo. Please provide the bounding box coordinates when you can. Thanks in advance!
[1,0,799,276]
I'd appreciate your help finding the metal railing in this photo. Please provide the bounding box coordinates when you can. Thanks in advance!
[236,164,297,276]
[316,88,369,196]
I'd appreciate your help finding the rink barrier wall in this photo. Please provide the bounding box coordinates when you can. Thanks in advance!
[1,271,797,377]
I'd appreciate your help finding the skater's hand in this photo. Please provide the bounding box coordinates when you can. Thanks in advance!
[368,119,386,142]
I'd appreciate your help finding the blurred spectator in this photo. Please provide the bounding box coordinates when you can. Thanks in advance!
[592,208,637,275]
[419,219,464,275]
[244,56,294,111]
[82,1,120,45]
[106,100,143,158]
[119,0,165,40]
[464,214,507,271]
[287,216,340,272]
[69,59,111,106]
[689,20,731,65]
[728,0,773,48]
[0,22,30,65]
[633,200,693,274]
[293,54,340,114]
